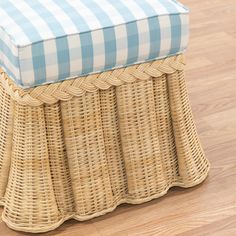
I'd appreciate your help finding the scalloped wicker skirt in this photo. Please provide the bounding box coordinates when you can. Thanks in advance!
[0,55,209,233]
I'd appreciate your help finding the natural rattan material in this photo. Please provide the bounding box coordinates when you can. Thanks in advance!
[0,55,210,233]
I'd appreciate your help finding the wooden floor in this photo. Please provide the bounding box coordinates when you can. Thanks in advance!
[1,0,236,235]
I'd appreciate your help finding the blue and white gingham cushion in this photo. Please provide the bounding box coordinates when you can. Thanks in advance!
[0,0,189,88]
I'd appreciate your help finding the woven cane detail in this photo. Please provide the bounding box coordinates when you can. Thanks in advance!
[0,55,185,106]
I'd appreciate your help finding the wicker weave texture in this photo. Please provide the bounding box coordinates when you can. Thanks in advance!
[0,55,209,233]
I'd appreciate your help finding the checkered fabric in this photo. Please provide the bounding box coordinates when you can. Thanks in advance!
[0,0,189,88]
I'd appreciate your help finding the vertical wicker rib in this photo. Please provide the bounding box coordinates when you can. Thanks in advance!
[0,56,210,233]
[0,86,13,205]
[3,104,60,231]
[116,79,168,199]
[44,103,75,215]
[61,92,114,217]
[167,71,209,183]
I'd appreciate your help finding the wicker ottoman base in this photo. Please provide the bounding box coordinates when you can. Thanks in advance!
[0,55,209,233]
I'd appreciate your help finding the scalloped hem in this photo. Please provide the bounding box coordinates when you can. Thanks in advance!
[1,166,209,233]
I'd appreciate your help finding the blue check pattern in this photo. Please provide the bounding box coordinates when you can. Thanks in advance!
[0,0,189,88]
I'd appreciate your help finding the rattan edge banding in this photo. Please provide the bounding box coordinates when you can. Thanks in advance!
[0,55,185,106]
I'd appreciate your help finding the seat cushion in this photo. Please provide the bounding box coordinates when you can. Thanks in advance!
[0,0,189,88]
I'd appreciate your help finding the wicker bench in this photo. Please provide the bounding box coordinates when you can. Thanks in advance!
[0,0,209,233]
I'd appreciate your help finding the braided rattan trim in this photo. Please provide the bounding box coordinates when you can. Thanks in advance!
[0,55,185,106]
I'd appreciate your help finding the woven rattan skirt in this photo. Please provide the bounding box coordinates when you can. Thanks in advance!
[0,55,209,233]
